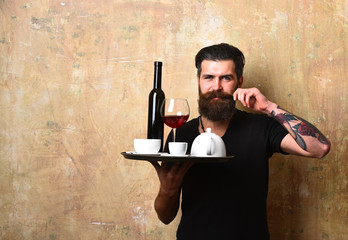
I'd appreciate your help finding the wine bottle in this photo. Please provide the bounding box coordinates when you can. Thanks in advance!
[147,61,165,151]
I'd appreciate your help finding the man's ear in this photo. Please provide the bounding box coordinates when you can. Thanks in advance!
[238,76,243,88]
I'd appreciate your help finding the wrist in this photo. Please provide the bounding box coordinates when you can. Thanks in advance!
[159,186,180,198]
[264,101,278,116]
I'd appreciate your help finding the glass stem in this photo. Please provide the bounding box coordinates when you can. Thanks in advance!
[173,128,176,142]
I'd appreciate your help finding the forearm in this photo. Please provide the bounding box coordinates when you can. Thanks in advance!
[266,102,331,158]
[154,187,181,224]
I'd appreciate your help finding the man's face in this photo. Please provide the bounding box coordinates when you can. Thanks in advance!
[198,60,243,121]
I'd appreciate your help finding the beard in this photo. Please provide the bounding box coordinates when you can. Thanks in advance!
[198,90,236,121]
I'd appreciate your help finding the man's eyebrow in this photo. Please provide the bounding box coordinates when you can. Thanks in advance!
[220,74,235,79]
[201,74,214,78]
[201,73,235,78]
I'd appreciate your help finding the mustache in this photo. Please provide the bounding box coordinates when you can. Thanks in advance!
[198,90,236,121]
[199,90,235,101]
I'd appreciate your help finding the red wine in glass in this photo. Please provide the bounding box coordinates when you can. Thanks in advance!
[160,98,190,142]
[162,115,189,128]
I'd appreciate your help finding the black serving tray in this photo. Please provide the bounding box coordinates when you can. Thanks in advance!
[121,152,233,163]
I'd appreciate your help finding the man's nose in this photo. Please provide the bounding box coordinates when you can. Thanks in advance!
[211,78,222,91]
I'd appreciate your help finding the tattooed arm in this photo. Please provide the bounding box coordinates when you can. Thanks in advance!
[269,104,330,158]
[233,88,331,158]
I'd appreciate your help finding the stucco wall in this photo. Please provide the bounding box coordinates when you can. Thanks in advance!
[0,0,347,239]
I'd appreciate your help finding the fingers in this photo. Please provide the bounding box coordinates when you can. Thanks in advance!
[149,160,160,169]
[149,161,161,175]
[150,161,194,193]
[167,162,185,174]
[149,161,193,176]
[180,162,194,175]
[233,87,267,111]
[245,91,256,108]
[234,88,249,107]
[233,88,250,106]
[149,161,182,173]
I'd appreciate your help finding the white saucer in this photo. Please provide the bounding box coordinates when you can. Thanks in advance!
[126,151,161,155]
[160,153,189,157]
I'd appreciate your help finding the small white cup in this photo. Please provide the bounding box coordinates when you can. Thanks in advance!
[169,142,188,156]
[134,139,161,154]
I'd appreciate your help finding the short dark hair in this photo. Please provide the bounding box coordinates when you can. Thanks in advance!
[195,43,245,80]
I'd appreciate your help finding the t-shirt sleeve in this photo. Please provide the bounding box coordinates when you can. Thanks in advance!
[268,117,289,154]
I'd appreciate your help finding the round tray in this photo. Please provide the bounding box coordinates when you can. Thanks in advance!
[121,152,233,163]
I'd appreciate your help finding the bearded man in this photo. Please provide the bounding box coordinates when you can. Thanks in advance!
[150,43,330,240]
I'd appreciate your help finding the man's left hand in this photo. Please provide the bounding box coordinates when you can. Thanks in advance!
[233,88,273,115]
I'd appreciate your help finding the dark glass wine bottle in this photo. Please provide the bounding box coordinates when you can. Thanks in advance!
[147,61,165,151]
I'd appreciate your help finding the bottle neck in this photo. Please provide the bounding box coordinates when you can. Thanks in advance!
[154,61,162,89]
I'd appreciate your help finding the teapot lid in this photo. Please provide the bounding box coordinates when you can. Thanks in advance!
[202,128,220,139]
[203,128,217,136]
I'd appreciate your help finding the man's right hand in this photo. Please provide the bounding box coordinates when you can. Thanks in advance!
[150,161,194,224]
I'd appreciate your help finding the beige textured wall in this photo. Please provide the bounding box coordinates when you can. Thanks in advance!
[0,0,347,239]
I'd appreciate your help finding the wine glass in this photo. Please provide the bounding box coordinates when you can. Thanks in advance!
[160,98,190,142]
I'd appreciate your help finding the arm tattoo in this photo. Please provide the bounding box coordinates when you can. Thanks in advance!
[271,106,329,150]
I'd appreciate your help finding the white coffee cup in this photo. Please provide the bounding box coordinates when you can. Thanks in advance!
[134,139,161,154]
[169,142,188,156]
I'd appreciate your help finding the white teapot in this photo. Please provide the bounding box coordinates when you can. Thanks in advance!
[190,128,226,157]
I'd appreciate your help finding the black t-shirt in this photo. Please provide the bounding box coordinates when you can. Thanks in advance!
[165,110,288,240]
